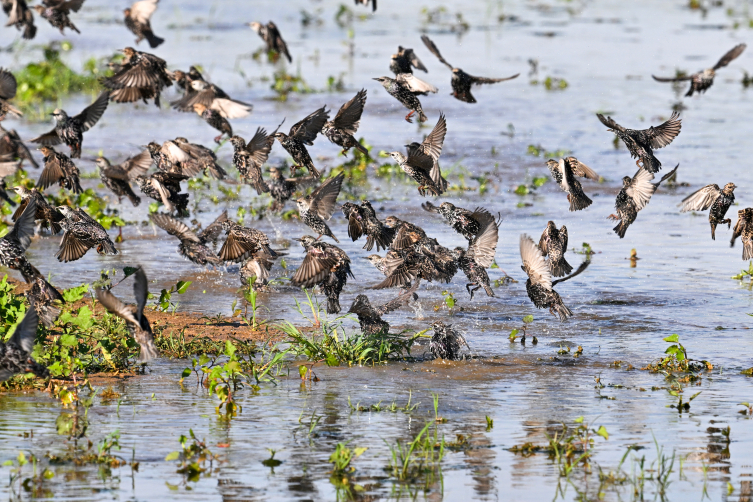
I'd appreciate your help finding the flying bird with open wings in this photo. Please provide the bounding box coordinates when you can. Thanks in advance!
[652,44,746,97]
[389,113,448,196]
[678,182,736,240]
[322,89,368,156]
[273,106,329,177]
[296,172,345,243]
[596,112,681,174]
[421,35,519,103]
[610,165,679,238]
[124,0,163,48]
[546,157,600,211]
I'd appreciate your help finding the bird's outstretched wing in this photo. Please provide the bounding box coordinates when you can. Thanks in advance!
[519,233,551,291]
[310,172,344,220]
[645,111,681,149]
[678,184,721,212]
[7,303,39,355]
[289,106,329,144]
[651,74,692,82]
[332,89,367,135]
[396,73,438,94]
[150,213,200,242]
[713,43,746,70]
[74,92,109,132]
[596,113,625,132]
[420,35,454,70]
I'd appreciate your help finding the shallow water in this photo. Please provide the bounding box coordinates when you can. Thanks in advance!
[2,0,753,500]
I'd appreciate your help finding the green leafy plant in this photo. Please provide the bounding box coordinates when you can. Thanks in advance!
[330,442,367,474]
[385,422,445,483]
[165,430,219,483]
[156,280,192,312]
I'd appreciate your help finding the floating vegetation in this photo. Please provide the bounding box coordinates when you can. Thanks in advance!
[526,144,570,158]
[264,68,313,101]
[642,334,712,373]
[419,6,469,34]
[385,422,445,485]
[530,76,569,91]
[514,175,548,196]
[165,430,220,484]
[13,42,110,119]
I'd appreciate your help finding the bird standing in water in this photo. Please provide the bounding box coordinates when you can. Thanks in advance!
[678,182,736,240]
[348,282,417,336]
[653,44,746,97]
[430,321,468,360]
[95,267,158,362]
[421,34,519,103]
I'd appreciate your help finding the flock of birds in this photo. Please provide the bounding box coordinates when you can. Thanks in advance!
[0,1,751,381]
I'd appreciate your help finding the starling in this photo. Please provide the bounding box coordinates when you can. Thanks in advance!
[422,201,498,244]
[609,165,678,239]
[154,138,226,179]
[429,320,468,361]
[0,123,39,169]
[171,66,203,93]
[452,210,500,299]
[385,215,426,252]
[731,208,753,260]
[364,251,400,277]
[239,251,278,289]
[33,0,83,35]
[268,165,319,211]
[248,21,292,63]
[653,44,746,97]
[273,106,330,177]
[193,103,232,143]
[230,128,273,194]
[421,35,519,103]
[196,210,228,249]
[322,89,368,156]
[150,213,220,266]
[546,157,599,211]
[0,303,46,382]
[354,0,376,12]
[136,171,189,216]
[217,219,275,264]
[373,238,457,290]
[0,68,22,118]
[27,275,64,328]
[102,47,172,107]
[56,205,118,262]
[389,45,427,76]
[291,235,354,314]
[389,113,448,196]
[124,0,163,48]
[12,186,64,234]
[678,182,736,240]
[539,221,571,277]
[520,234,589,322]
[96,150,152,206]
[95,267,158,362]
[2,0,36,40]
[596,112,682,174]
[30,92,109,159]
[0,198,48,282]
[348,282,418,336]
[373,75,434,123]
[172,77,253,120]
[37,146,82,193]
[296,172,345,243]
[341,200,394,251]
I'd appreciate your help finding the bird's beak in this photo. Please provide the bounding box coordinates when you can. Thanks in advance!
[372,78,380,81]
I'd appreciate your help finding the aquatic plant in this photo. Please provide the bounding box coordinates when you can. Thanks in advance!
[347,391,419,413]
[2,452,54,498]
[642,334,712,373]
[155,279,192,313]
[165,429,220,483]
[267,68,313,101]
[13,41,111,119]
[509,315,536,343]
[385,422,445,484]
[329,442,367,475]
[529,76,569,91]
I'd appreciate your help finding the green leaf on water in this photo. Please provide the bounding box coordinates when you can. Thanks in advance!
[523,315,534,324]
[165,451,180,461]
[663,334,679,343]
[514,185,529,196]
[595,425,609,439]
[574,416,584,424]
[176,281,192,294]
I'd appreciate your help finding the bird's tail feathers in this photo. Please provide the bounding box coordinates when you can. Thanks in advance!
[569,191,593,211]
[550,257,573,278]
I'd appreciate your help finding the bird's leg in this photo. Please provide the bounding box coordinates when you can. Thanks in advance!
[607,214,619,221]
[214,135,223,144]
[404,111,415,123]
[316,234,323,241]
[116,226,123,243]
[635,159,643,169]
[340,149,348,156]
[418,186,426,197]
